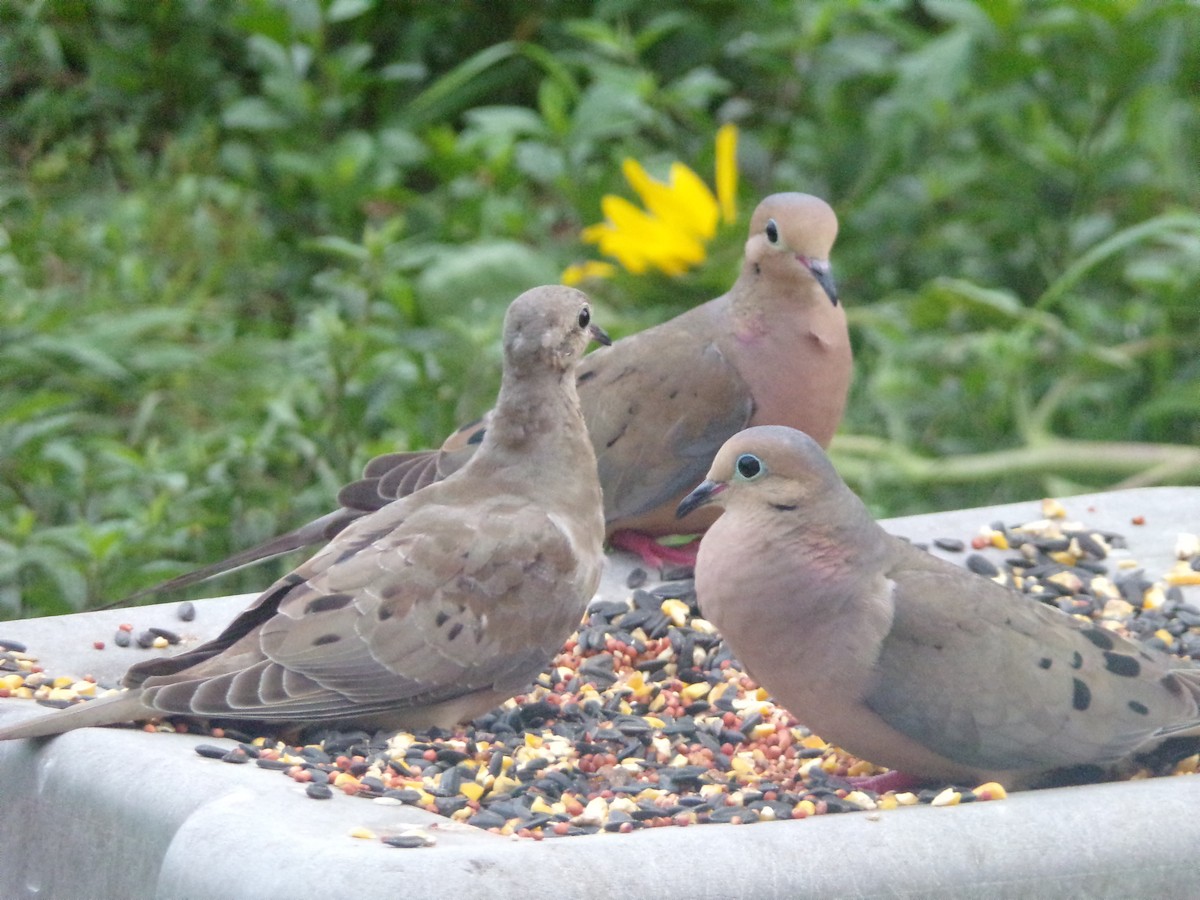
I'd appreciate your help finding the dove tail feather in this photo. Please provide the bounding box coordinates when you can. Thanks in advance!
[95,509,359,609]
[0,691,150,741]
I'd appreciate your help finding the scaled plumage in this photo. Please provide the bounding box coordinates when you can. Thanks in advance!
[0,286,609,740]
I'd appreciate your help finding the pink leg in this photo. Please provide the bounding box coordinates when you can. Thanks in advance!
[609,530,700,570]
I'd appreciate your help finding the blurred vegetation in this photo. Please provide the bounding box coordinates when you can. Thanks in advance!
[2,0,1198,619]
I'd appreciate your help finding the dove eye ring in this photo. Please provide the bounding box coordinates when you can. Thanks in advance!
[764,219,779,245]
[577,307,591,329]
[735,453,763,479]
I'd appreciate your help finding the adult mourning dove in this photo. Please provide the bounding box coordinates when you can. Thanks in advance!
[676,426,1200,788]
[0,286,609,741]
[125,192,851,597]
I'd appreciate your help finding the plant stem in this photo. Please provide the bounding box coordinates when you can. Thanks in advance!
[830,434,1200,487]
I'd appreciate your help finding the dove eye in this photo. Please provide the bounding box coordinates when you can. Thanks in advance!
[735,453,764,479]
[765,219,780,245]
[578,307,591,329]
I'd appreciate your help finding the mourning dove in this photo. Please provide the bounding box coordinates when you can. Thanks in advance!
[676,426,1200,788]
[0,286,609,740]
[124,192,851,598]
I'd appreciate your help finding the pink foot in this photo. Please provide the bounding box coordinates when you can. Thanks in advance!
[848,770,923,793]
[609,530,700,570]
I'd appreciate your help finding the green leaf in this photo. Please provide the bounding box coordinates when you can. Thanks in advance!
[221,97,290,132]
[326,0,374,23]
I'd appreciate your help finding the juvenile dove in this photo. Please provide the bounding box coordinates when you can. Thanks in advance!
[0,286,609,740]
[126,192,851,595]
[676,426,1200,788]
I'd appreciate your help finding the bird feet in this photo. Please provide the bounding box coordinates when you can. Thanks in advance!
[608,530,700,571]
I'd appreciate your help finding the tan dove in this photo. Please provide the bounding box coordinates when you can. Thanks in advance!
[123,192,851,596]
[0,286,609,741]
[676,426,1200,788]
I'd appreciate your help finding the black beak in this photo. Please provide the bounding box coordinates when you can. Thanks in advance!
[807,259,839,306]
[589,324,612,346]
[676,479,725,519]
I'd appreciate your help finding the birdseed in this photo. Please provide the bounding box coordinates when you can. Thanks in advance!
[3,502,1200,846]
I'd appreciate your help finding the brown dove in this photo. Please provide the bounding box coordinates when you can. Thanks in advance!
[123,192,851,596]
[0,286,609,740]
[676,425,1200,788]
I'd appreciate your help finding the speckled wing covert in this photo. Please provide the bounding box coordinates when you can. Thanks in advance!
[0,285,608,740]
[865,551,1200,776]
[117,495,594,726]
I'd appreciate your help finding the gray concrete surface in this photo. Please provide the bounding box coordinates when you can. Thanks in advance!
[2,486,1198,899]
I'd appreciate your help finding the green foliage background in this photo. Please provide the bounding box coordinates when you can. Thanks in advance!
[2,0,1198,618]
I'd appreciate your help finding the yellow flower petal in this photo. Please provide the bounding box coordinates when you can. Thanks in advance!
[715,123,738,224]
[582,201,707,276]
[621,159,716,241]
[601,194,661,235]
[562,261,617,285]
[665,162,718,239]
[578,126,740,279]
[620,158,656,207]
[583,227,651,274]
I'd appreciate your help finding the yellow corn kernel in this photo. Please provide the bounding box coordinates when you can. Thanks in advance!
[680,681,710,702]
[973,781,1008,800]
[931,788,961,807]
[660,598,691,626]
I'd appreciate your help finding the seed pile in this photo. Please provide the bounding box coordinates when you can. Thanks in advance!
[3,506,1199,846]
[936,503,1200,657]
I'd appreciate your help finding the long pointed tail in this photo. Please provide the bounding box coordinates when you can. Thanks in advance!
[96,509,361,610]
[0,690,150,741]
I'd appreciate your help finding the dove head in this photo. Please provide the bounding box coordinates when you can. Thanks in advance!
[743,193,840,305]
[676,425,847,521]
[502,285,611,377]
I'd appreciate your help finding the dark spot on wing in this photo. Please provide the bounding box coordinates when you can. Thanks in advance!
[769,503,798,512]
[1128,700,1150,716]
[605,422,629,449]
[577,368,596,383]
[435,611,450,627]
[467,429,485,446]
[1103,652,1141,678]
[1072,678,1091,711]
[1070,651,1083,670]
[1081,628,1114,650]
[447,623,463,641]
[304,593,353,615]
[313,634,341,646]
[378,607,394,621]
[1038,658,1052,670]
[1162,675,1184,696]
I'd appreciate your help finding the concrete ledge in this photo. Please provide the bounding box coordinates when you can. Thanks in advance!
[2,487,1198,899]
